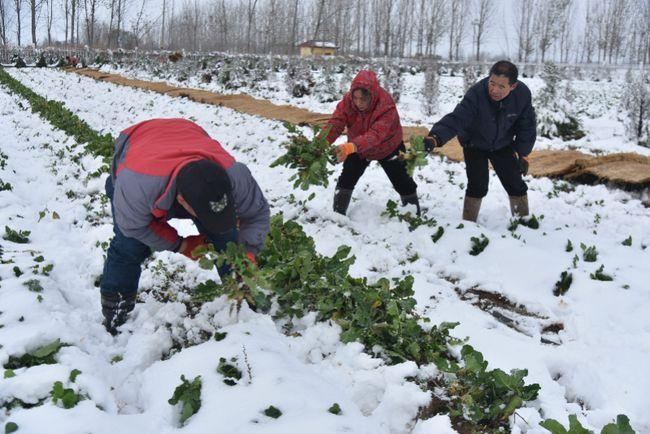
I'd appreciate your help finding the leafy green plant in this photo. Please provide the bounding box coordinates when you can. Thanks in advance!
[213,331,227,341]
[5,422,18,434]
[508,214,541,231]
[23,279,43,293]
[469,234,489,256]
[3,226,30,243]
[622,236,632,247]
[328,403,342,415]
[430,226,444,243]
[0,68,115,160]
[4,339,64,369]
[580,243,598,262]
[399,136,429,176]
[590,265,613,281]
[0,179,12,191]
[4,369,15,378]
[168,375,202,427]
[566,240,573,252]
[383,200,436,231]
[554,271,573,296]
[217,357,242,386]
[264,405,282,418]
[50,380,83,409]
[270,122,336,190]
[442,345,540,426]
[193,243,271,313]
[12,266,22,277]
[540,414,635,434]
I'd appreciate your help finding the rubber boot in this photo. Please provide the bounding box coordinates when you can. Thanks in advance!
[462,196,482,222]
[509,195,529,217]
[400,193,421,216]
[333,188,353,215]
[101,291,136,335]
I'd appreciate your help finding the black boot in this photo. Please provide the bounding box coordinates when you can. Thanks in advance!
[400,193,421,216]
[101,292,136,335]
[333,188,353,215]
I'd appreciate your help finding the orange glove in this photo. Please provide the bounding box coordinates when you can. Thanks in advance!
[246,251,257,265]
[179,235,210,260]
[335,142,357,163]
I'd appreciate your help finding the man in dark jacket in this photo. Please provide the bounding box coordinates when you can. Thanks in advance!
[101,118,270,335]
[325,70,419,215]
[425,60,536,222]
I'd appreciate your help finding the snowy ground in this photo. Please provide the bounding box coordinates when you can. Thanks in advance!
[1,67,649,433]
[99,61,650,157]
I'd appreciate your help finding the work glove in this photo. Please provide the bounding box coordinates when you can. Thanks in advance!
[179,235,210,260]
[423,135,439,153]
[335,142,356,163]
[517,154,529,176]
[246,251,257,265]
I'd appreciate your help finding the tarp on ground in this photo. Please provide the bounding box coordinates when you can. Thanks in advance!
[70,68,650,190]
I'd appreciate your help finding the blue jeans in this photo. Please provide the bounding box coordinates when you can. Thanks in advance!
[100,177,238,297]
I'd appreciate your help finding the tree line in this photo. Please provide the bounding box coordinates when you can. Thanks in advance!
[0,0,648,65]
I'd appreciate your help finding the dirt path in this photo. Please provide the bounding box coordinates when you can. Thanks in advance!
[68,67,650,190]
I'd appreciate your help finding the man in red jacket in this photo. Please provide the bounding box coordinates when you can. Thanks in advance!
[101,118,269,335]
[325,70,419,215]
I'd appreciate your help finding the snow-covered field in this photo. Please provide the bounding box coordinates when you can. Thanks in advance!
[1,67,649,434]
[99,60,650,157]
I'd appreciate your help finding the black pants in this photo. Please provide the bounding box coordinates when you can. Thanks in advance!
[336,143,417,196]
[463,146,527,198]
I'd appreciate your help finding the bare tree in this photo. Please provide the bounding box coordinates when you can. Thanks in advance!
[471,0,494,61]
[245,0,258,52]
[13,0,22,46]
[45,0,54,45]
[28,0,42,46]
[0,0,7,46]
[424,0,447,57]
[514,0,535,62]
[83,0,99,47]
[448,0,468,60]
[534,0,570,62]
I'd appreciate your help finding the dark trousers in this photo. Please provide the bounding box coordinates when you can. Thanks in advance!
[336,143,417,196]
[463,146,527,198]
[100,177,237,298]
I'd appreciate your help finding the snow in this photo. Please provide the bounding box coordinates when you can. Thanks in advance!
[1,67,649,434]
[97,60,650,156]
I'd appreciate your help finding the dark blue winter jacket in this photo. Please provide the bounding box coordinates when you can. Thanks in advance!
[429,77,537,156]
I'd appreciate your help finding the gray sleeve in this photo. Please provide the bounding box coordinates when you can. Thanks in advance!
[228,162,270,254]
[112,172,181,252]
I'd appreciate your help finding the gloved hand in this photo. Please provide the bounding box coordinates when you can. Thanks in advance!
[517,154,529,176]
[246,251,257,265]
[335,142,356,163]
[178,235,210,260]
[423,135,439,153]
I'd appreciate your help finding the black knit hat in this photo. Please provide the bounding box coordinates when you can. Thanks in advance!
[176,160,236,234]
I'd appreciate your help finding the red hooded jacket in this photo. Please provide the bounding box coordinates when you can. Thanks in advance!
[325,70,403,161]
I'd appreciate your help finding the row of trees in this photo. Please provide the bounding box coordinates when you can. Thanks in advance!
[0,0,649,64]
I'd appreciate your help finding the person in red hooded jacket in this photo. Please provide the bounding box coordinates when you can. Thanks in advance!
[325,70,419,216]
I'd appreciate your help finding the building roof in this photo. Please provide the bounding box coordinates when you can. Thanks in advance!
[298,40,338,49]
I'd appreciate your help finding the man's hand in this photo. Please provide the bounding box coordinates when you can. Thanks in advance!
[517,154,530,176]
[335,142,356,163]
[423,136,439,153]
[178,235,210,260]
[246,251,257,265]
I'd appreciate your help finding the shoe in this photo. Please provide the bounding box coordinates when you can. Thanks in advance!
[101,292,136,335]
[400,193,421,216]
[509,195,529,217]
[462,196,482,222]
[333,188,353,215]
